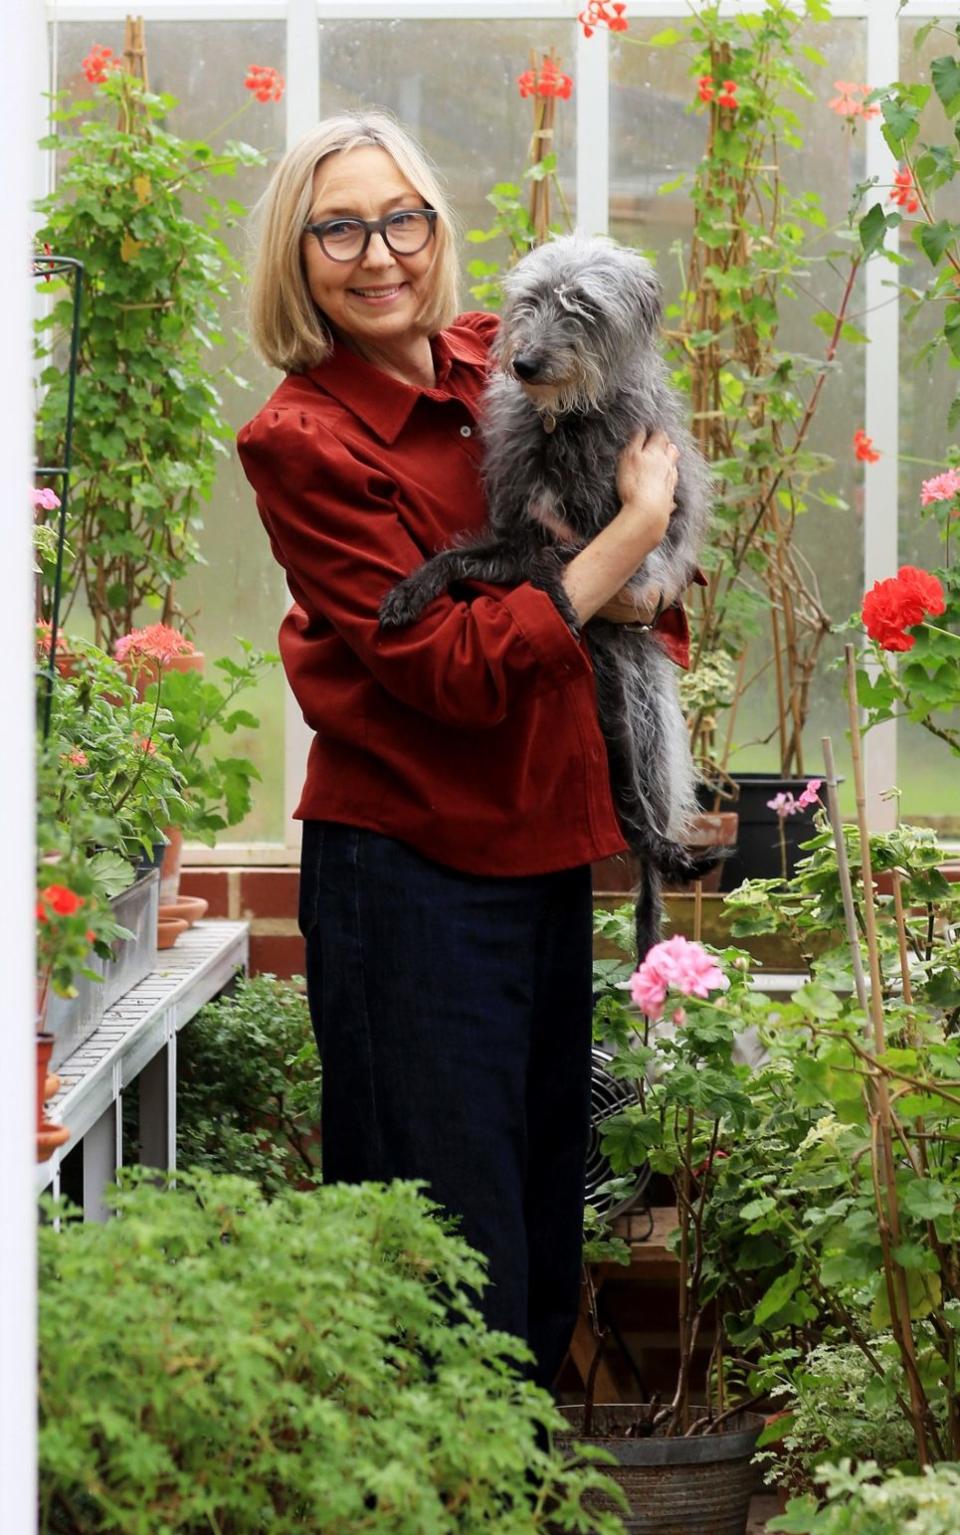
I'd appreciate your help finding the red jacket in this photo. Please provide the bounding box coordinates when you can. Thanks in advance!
[238,311,684,876]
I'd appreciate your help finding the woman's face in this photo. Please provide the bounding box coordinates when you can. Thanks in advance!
[300,145,437,349]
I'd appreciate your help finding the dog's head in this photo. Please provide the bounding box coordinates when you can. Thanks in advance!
[496,235,662,414]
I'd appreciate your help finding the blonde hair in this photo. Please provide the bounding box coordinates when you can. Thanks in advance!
[248,110,461,373]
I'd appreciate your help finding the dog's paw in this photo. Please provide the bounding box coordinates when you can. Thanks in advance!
[378,581,420,630]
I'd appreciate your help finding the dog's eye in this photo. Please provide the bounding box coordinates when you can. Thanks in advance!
[557,286,596,320]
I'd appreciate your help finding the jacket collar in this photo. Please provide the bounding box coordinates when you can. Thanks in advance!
[304,318,490,446]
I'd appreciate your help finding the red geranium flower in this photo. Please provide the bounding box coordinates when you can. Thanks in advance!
[517,59,573,101]
[244,64,285,103]
[853,428,880,463]
[861,565,946,653]
[577,0,628,39]
[81,45,120,86]
[889,167,920,215]
[114,623,197,666]
[698,76,715,103]
[717,80,738,110]
[39,884,85,917]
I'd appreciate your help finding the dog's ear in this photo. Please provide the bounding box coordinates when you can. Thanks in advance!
[625,254,663,337]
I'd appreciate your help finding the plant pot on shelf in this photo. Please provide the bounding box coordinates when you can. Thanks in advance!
[36,1031,70,1162]
[157,916,189,951]
[718,774,818,891]
[591,812,739,896]
[159,825,184,904]
[158,895,208,928]
[554,1404,764,1535]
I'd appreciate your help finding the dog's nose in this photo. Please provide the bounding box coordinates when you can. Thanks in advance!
[512,354,542,382]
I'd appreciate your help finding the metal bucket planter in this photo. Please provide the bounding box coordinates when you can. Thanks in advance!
[46,870,159,1071]
[554,1404,763,1535]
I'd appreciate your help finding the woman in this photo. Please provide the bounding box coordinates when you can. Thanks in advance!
[237,111,680,1393]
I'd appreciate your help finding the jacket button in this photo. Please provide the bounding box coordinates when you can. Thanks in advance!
[459,424,472,438]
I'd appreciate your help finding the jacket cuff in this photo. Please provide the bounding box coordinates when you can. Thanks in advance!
[502,583,591,688]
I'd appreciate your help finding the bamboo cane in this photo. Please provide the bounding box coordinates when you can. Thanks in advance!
[821,735,868,1014]
[844,645,932,1464]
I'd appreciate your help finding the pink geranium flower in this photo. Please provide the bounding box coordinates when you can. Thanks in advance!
[767,791,798,818]
[629,935,729,1021]
[31,487,61,512]
[921,468,960,507]
[114,623,197,665]
[795,778,823,811]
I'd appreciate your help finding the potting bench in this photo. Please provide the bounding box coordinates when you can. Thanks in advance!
[36,920,249,1219]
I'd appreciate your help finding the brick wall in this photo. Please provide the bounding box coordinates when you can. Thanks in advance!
[181,867,305,979]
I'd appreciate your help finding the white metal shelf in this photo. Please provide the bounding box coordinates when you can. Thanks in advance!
[37,920,249,1200]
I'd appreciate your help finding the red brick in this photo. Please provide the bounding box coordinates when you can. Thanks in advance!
[240,868,300,921]
[249,933,306,980]
[180,869,230,917]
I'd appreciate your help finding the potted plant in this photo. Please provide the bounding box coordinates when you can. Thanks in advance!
[133,636,280,904]
[557,922,768,1533]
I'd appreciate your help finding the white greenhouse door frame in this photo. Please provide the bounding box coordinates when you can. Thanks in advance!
[3,7,41,1535]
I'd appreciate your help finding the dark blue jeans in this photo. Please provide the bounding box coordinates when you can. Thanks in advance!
[299,820,594,1393]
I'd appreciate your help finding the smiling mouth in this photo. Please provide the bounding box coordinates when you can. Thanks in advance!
[348,284,407,301]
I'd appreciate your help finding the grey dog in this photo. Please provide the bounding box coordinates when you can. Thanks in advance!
[379,235,714,959]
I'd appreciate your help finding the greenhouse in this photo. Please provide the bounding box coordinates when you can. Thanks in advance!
[5,0,960,1530]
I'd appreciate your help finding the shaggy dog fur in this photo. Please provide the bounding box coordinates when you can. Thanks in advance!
[379,235,714,959]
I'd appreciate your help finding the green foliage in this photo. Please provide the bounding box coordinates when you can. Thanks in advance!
[650,1,864,773]
[176,974,322,1196]
[38,1168,627,1534]
[466,155,569,308]
[40,638,189,865]
[33,66,262,646]
[771,1460,960,1535]
[143,638,279,843]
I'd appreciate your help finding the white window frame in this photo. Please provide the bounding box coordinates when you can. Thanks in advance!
[43,0,959,861]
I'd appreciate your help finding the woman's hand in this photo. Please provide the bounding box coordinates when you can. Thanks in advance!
[615,428,680,551]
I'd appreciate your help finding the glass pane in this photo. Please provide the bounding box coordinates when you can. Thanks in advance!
[611,20,868,800]
[317,17,578,291]
[49,20,288,842]
[898,19,960,834]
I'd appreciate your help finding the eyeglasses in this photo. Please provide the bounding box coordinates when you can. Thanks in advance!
[304,208,438,262]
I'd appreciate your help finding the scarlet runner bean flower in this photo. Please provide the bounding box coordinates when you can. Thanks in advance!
[853,428,880,463]
[577,0,628,39]
[889,167,920,215]
[81,45,121,86]
[717,80,738,110]
[244,64,285,103]
[698,76,715,103]
[629,934,729,1022]
[861,565,946,653]
[921,468,960,507]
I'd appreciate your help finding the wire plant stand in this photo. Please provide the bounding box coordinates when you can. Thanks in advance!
[32,252,84,738]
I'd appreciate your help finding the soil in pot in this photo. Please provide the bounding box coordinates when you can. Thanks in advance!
[554,1403,764,1535]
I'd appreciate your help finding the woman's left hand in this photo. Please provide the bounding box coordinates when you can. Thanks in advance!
[595,586,661,625]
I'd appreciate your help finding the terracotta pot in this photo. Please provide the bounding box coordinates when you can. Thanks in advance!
[129,649,204,701]
[36,1032,54,1133]
[158,894,208,927]
[37,1123,71,1163]
[159,825,184,905]
[157,916,189,950]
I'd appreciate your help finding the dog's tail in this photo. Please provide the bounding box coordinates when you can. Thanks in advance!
[632,833,729,965]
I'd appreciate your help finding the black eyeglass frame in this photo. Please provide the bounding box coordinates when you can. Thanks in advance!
[304,208,438,262]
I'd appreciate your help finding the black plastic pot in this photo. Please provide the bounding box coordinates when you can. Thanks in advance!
[719,774,819,890]
[555,1404,763,1535]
